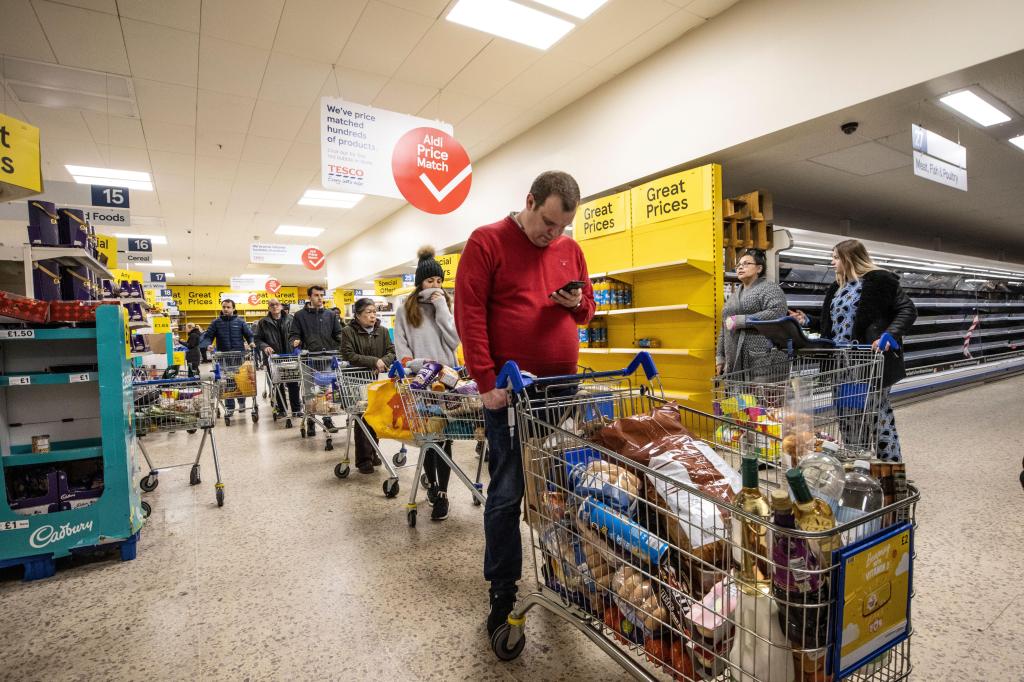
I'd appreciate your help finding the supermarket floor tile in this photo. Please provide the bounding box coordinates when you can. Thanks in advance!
[2,374,1023,681]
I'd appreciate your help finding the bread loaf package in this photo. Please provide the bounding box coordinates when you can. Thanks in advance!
[644,432,742,567]
[571,459,642,516]
[593,403,688,466]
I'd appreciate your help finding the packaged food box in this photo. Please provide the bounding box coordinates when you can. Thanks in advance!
[0,290,50,323]
[57,208,89,247]
[60,263,93,300]
[27,200,60,245]
[49,300,100,323]
[32,259,63,301]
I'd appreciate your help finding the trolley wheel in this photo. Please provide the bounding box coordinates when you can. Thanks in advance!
[216,406,221,418]
[407,509,417,527]
[334,463,350,479]
[273,412,279,422]
[141,500,152,518]
[189,465,201,486]
[325,438,334,452]
[285,418,292,429]
[224,416,231,426]
[420,473,430,488]
[251,411,258,424]
[491,624,526,662]
[300,427,307,438]
[383,478,400,499]
[216,487,224,507]
[139,474,159,492]
[473,497,482,507]
[393,451,407,467]
[187,428,197,434]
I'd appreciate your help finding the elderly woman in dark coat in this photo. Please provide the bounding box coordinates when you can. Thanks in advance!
[716,249,789,379]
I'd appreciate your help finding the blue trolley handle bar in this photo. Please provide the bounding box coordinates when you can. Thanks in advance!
[388,360,406,379]
[495,351,659,394]
[133,377,209,387]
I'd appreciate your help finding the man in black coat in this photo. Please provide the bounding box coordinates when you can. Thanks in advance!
[255,298,301,418]
[289,285,343,430]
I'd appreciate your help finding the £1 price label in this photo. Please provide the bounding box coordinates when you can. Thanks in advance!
[9,376,31,385]
[1,520,29,531]
[69,372,92,383]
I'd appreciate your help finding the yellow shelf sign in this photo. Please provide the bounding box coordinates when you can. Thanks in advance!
[375,277,402,296]
[109,268,143,284]
[96,233,118,268]
[152,316,171,334]
[575,191,628,241]
[337,289,356,305]
[0,113,43,199]
[630,165,715,227]
[172,351,185,366]
[436,253,461,282]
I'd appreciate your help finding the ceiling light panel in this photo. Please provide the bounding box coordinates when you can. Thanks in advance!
[113,233,168,244]
[939,89,1012,127]
[1009,134,1024,151]
[65,165,154,191]
[276,224,325,237]
[297,189,363,209]
[447,0,575,50]
[532,0,609,19]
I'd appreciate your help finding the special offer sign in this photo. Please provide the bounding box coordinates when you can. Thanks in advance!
[320,98,471,214]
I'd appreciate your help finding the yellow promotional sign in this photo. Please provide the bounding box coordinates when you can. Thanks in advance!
[169,285,300,311]
[836,525,912,675]
[109,268,143,284]
[337,289,356,305]
[630,165,715,227]
[96,233,118,268]
[435,253,461,282]
[152,316,171,334]
[374,277,402,296]
[172,351,185,365]
[144,289,156,304]
[575,191,628,241]
[0,113,43,197]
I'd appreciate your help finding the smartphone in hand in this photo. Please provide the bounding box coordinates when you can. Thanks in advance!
[555,280,585,295]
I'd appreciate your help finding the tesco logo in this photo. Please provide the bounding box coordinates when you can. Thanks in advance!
[327,165,365,179]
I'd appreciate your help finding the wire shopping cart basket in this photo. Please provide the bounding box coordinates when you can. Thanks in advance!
[297,351,345,449]
[328,365,400,498]
[490,352,918,682]
[714,318,886,464]
[390,361,487,528]
[267,352,303,428]
[212,350,259,425]
[133,377,225,508]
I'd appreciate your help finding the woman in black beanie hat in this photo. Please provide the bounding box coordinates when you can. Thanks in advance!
[394,246,460,521]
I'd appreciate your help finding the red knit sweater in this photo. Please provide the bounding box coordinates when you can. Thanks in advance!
[455,216,595,393]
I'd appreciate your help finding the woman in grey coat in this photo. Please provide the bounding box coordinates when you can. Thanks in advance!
[394,246,461,522]
[715,249,788,379]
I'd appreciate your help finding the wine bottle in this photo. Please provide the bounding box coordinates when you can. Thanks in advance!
[786,468,840,563]
[732,456,771,595]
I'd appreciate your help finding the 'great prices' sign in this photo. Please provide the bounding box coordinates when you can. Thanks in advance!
[575,191,628,241]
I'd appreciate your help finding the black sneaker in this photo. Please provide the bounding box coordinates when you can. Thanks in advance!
[357,463,374,474]
[372,453,382,467]
[487,591,517,637]
[323,416,339,433]
[431,492,449,521]
[425,483,438,506]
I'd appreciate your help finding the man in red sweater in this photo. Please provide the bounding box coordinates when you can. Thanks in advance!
[455,171,595,639]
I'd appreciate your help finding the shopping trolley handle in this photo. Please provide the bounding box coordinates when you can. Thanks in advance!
[496,351,659,393]
[388,360,406,379]
[133,377,205,387]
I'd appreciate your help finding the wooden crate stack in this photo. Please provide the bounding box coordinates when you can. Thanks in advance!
[722,190,773,271]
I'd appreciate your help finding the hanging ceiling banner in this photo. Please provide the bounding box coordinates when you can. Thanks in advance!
[250,242,315,265]
[320,98,468,211]
[0,113,43,201]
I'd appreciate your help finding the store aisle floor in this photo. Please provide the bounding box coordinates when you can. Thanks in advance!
[2,375,1022,681]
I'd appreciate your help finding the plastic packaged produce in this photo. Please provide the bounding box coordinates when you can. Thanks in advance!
[836,460,883,544]
[797,451,845,515]
[611,564,668,636]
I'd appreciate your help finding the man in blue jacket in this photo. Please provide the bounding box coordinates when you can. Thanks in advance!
[201,298,254,418]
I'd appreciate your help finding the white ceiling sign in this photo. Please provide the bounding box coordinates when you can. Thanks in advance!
[911,124,967,192]
[912,151,968,192]
[230,275,268,290]
[320,97,453,199]
[250,242,312,265]
[122,252,153,265]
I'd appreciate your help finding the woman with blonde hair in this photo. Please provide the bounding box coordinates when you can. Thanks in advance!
[791,239,916,461]
[394,246,460,521]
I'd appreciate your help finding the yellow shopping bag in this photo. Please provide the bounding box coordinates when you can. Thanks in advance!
[363,379,414,442]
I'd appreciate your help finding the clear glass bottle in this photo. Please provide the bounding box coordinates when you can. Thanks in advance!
[797,451,845,515]
[837,460,884,545]
[732,456,771,595]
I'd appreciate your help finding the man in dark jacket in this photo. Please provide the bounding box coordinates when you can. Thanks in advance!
[341,298,396,474]
[255,298,300,418]
[185,323,202,377]
[201,298,254,417]
[290,285,342,352]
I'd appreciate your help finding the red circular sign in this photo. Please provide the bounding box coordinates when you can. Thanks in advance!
[391,127,472,215]
[302,247,326,271]
[247,294,260,305]
[265,278,281,294]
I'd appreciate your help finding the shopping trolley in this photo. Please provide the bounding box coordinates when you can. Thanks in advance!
[714,317,885,462]
[267,352,303,428]
[490,352,918,682]
[390,362,486,527]
[212,350,259,425]
[297,351,345,450]
[133,377,225,508]
[331,365,400,499]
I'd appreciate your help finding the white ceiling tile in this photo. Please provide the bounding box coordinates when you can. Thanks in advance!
[116,0,201,32]
[54,0,116,13]
[201,0,284,49]
[230,182,273,205]
[196,89,257,134]
[196,128,246,158]
[492,54,590,107]
[122,18,199,87]
[258,52,331,108]
[336,1,433,78]
[18,103,93,141]
[196,154,240,182]
[143,120,195,153]
[152,172,194,197]
[274,0,366,63]
[281,141,319,169]
[235,161,280,184]
[82,112,148,148]
[417,91,485,126]
[548,0,676,66]
[94,144,152,170]
[39,135,102,167]
[134,78,198,125]
[684,0,739,19]
[33,0,130,74]
[372,79,437,116]
[296,104,322,142]
[198,37,270,97]
[393,21,490,90]
[148,150,196,176]
[248,100,308,139]
[445,40,539,101]
[381,0,448,17]
[538,66,616,116]
[241,136,292,165]
[596,9,703,75]
[0,0,57,62]
[455,99,529,148]
[318,68,390,106]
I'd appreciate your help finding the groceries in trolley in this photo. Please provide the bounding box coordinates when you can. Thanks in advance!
[498,354,915,681]
[134,381,210,434]
[398,361,484,442]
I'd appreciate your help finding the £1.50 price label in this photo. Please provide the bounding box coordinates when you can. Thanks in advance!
[0,329,36,339]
